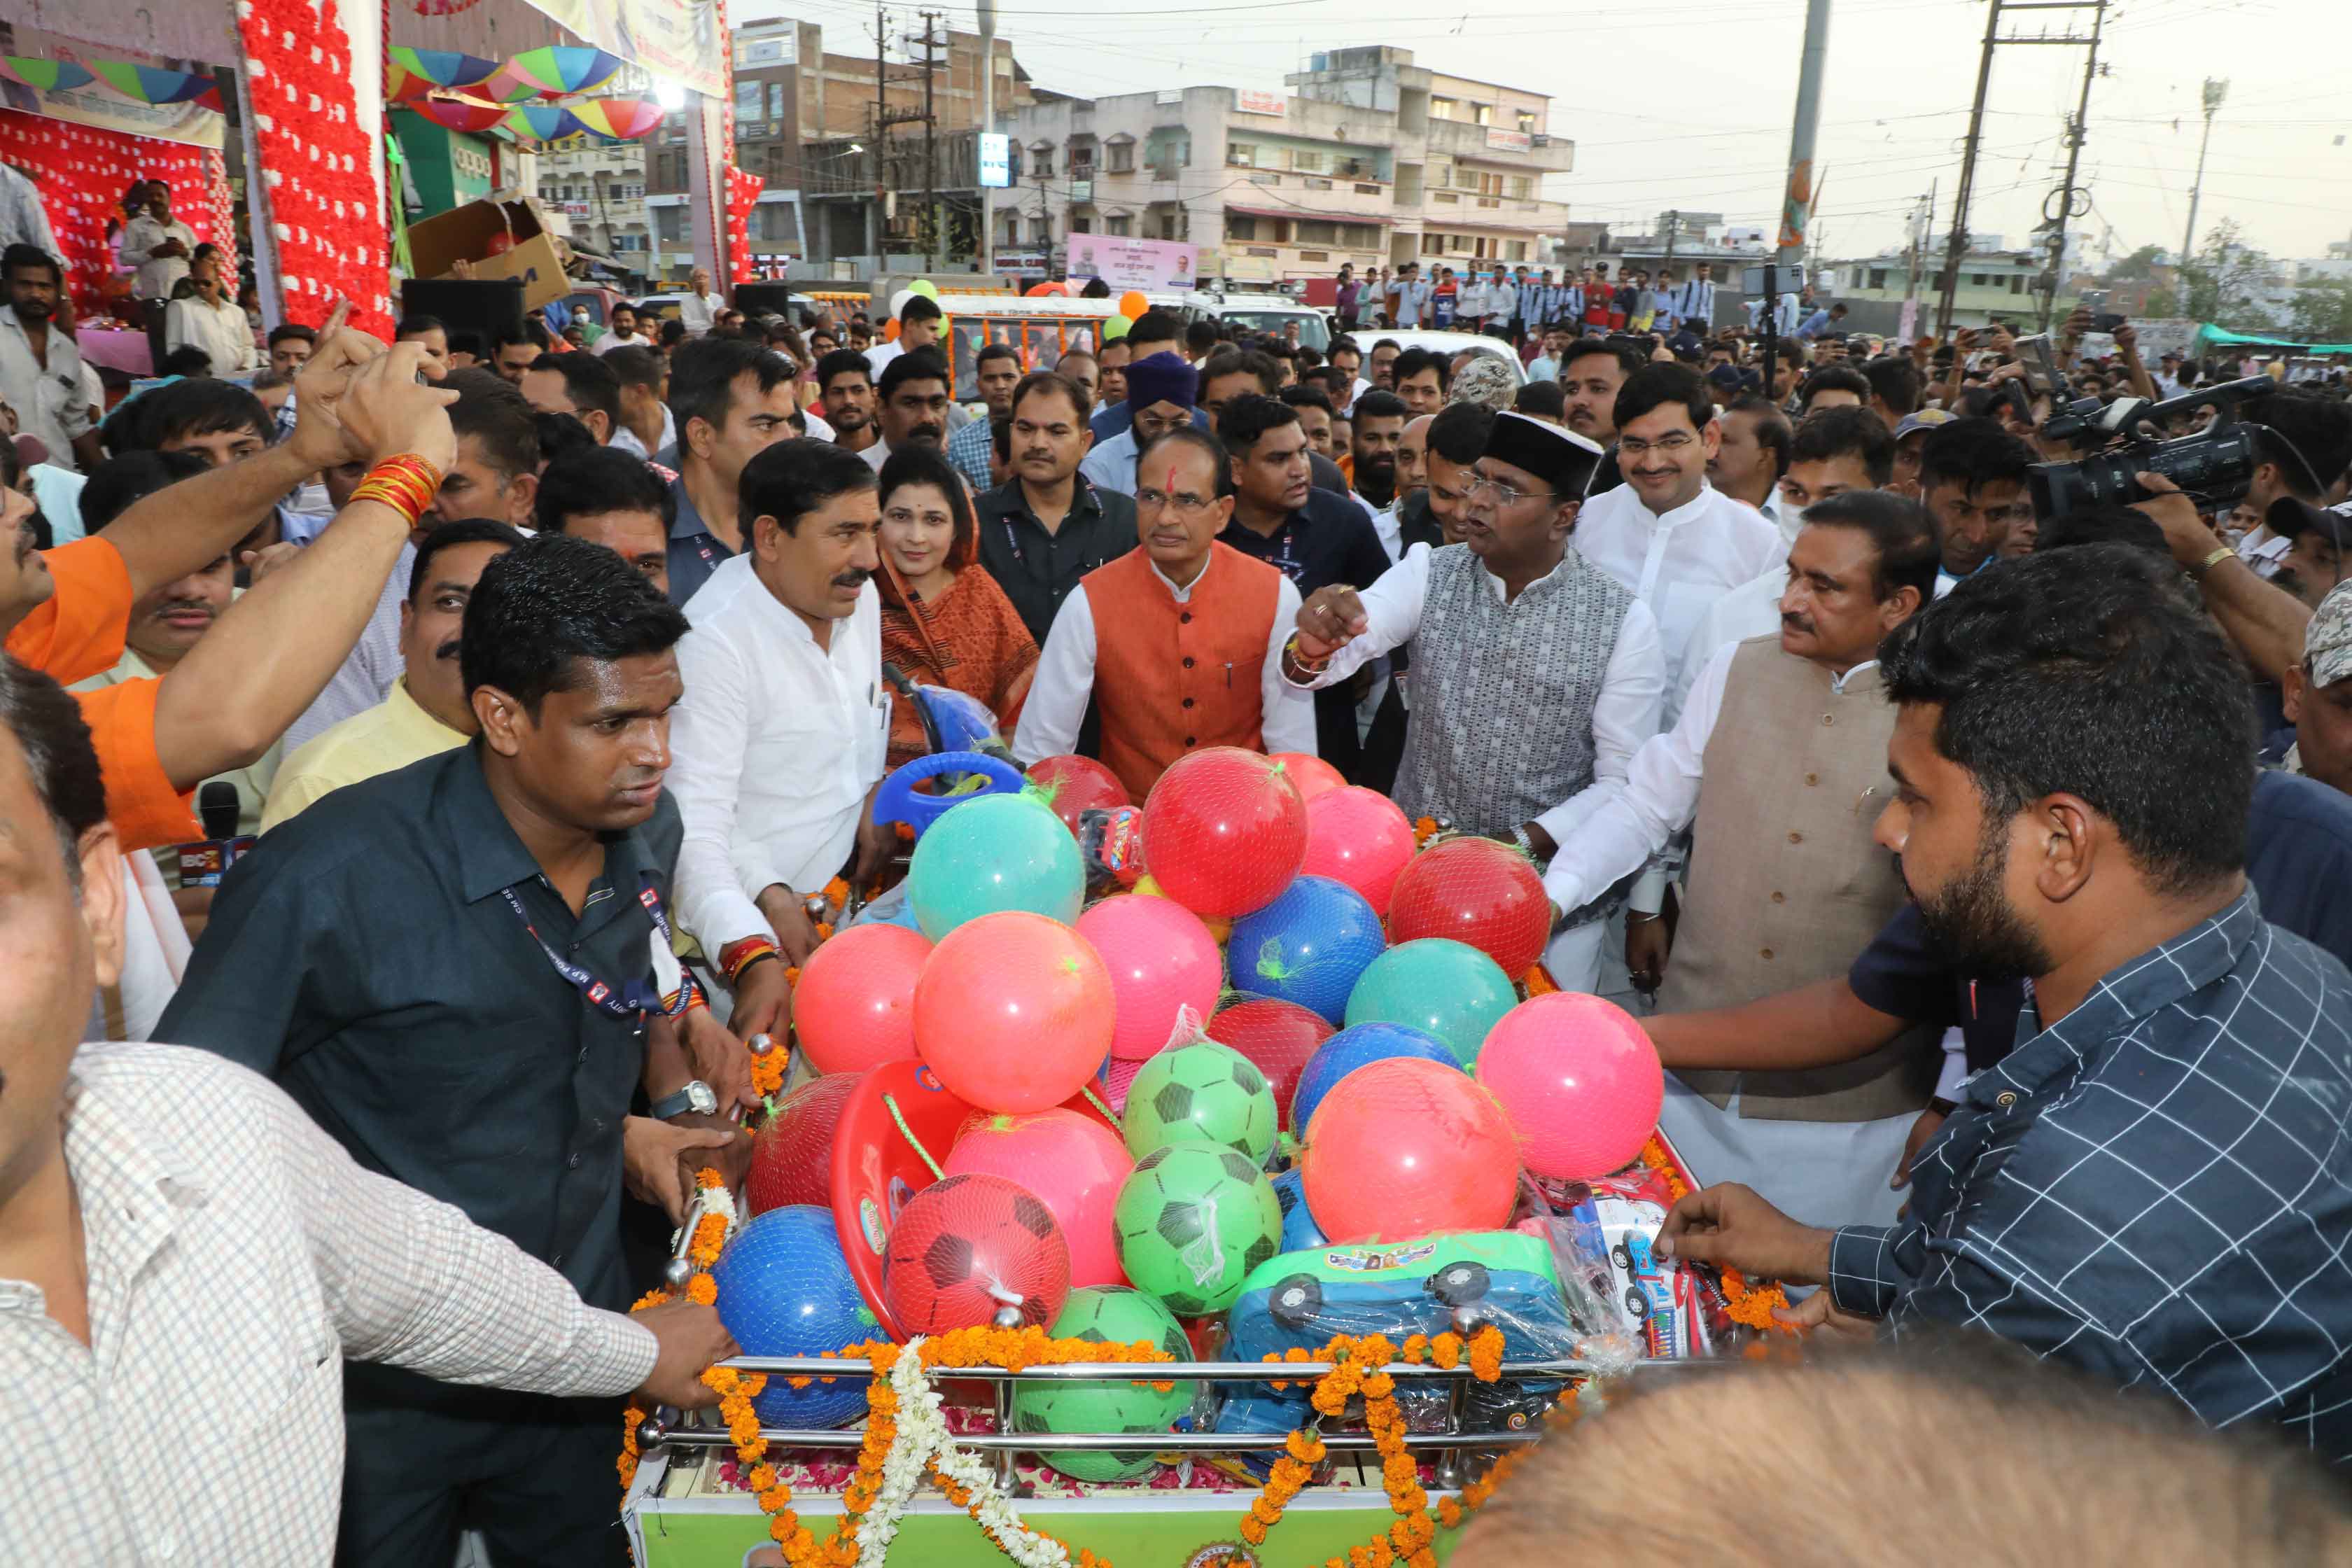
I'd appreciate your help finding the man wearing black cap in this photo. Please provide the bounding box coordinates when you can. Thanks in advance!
[1282,412,1666,989]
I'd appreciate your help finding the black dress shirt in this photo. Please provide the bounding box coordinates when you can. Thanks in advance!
[158,743,684,1314]
[974,475,1139,645]
[1221,488,1393,777]
[1830,892,2352,1464]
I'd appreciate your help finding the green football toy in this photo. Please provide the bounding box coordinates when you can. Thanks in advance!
[1010,1286,1196,1482]
[1120,1041,1278,1165]
[1112,1140,1284,1317]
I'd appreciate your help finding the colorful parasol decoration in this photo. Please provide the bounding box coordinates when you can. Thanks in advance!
[1,57,97,92]
[568,97,665,140]
[502,104,588,142]
[505,46,624,97]
[470,62,550,104]
[388,46,499,89]
[86,62,216,106]
[407,99,515,135]
[386,64,441,104]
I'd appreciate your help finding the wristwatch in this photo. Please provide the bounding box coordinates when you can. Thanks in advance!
[650,1080,718,1121]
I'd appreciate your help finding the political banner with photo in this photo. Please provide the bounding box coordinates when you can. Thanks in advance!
[1064,234,1196,292]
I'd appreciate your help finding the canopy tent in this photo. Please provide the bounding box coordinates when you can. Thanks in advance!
[2199,326,2352,356]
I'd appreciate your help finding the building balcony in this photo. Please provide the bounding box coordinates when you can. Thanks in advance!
[1420,115,1574,173]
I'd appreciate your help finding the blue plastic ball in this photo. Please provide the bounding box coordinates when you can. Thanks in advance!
[1289,1021,1461,1133]
[1270,1167,1329,1252]
[1226,875,1388,1024]
[708,1205,886,1427]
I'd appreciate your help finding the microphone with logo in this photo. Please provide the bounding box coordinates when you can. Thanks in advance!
[176,782,255,888]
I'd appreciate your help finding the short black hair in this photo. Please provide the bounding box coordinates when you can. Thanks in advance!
[409,517,526,603]
[1775,339,1807,368]
[1799,490,1939,603]
[974,340,1021,370]
[100,377,271,456]
[899,294,943,326]
[395,314,446,341]
[1427,399,1494,465]
[2249,391,2352,501]
[1184,320,1222,355]
[1798,365,1872,411]
[659,318,687,347]
[1561,338,1644,378]
[1135,426,1233,499]
[1128,309,1184,350]
[1329,335,1362,360]
[526,350,622,433]
[1352,389,1408,426]
[1011,370,1088,424]
[1863,357,1924,418]
[877,347,950,401]
[532,410,595,466]
[814,347,872,395]
[80,450,210,533]
[990,412,1014,465]
[535,445,676,537]
[491,321,548,361]
[460,533,690,716]
[1788,405,1896,487]
[2,243,62,287]
[669,336,794,444]
[1513,381,1567,420]
[606,344,666,392]
[1724,397,1793,482]
[739,436,877,538]
[1879,544,2253,897]
[2036,503,2170,561]
[1219,393,1301,454]
[443,368,541,480]
[1390,346,1450,391]
[1200,350,1280,399]
[0,656,106,874]
[267,323,316,351]
[1280,383,1334,417]
[1918,416,2035,502]
[1613,363,1714,435]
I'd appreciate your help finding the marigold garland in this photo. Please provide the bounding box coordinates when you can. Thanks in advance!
[1637,1137,1795,1334]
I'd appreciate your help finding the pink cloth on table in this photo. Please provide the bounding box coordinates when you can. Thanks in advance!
[74,327,153,377]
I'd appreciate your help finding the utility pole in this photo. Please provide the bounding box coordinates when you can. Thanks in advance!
[2036,0,2106,330]
[873,1,888,265]
[978,0,996,277]
[1935,0,2106,338]
[1661,206,1679,279]
[2180,77,2228,281]
[1776,0,1831,273]
[1900,180,1933,342]
[919,10,941,273]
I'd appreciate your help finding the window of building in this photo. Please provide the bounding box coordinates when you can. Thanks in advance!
[1505,240,1528,261]
[1430,96,1457,120]
[1516,109,1537,134]
[1298,219,1337,244]
[769,82,785,121]
[1070,142,1094,174]
[1435,192,1459,204]
[1301,250,1328,262]
[1504,175,1532,200]
[1343,223,1381,248]
[1305,177,1333,190]
[1868,268,1888,290]
[1227,141,1256,167]
[1107,215,1132,237]
[1158,209,1187,241]
[1294,149,1324,174]
[655,206,685,242]
[1228,215,1258,242]
[1070,215,1092,234]
[1420,232,1445,255]
[1429,158,1453,188]
[1106,139,1133,173]
[735,80,762,120]
[1471,103,1492,126]
[1147,130,1190,172]
[2011,273,2024,293]
[1029,144,1054,177]
[1030,216,1051,244]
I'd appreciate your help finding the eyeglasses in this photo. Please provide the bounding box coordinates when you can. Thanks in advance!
[1616,433,1698,458]
[1464,474,1555,507]
[1135,487,1219,519]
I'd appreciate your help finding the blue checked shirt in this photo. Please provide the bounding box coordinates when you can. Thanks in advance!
[1828,892,2352,1463]
[945,416,997,494]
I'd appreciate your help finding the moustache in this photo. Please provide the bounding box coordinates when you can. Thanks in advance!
[435,636,463,662]
[832,568,871,591]
[151,599,215,622]
[1781,612,1813,635]
[1363,454,1396,476]
[12,298,52,321]
[908,424,942,445]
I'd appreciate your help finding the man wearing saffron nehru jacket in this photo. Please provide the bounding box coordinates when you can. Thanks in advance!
[1283,412,1665,990]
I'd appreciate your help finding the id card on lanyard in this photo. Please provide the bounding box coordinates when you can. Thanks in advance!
[502,875,698,1021]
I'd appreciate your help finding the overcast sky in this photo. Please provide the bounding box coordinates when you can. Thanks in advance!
[741,0,2348,266]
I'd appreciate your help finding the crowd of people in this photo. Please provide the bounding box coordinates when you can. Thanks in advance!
[2,219,2351,1563]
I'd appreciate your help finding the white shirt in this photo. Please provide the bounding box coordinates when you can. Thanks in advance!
[0,307,93,473]
[1284,542,1665,848]
[669,555,888,951]
[0,163,57,259]
[1014,553,1317,764]
[593,330,653,356]
[1078,426,1140,496]
[121,214,197,300]
[6,1041,654,1568]
[1367,501,1402,563]
[864,340,905,379]
[611,406,678,462]
[678,290,723,335]
[1676,563,1787,708]
[1456,281,1489,318]
[164,293,258,375]
[2237,526,2291,578]
[859,438,893,473]
[1542,638,1879,913]
[1387,279,1432,328]
[1572,479,1784,727]
[1488,281,1518,320]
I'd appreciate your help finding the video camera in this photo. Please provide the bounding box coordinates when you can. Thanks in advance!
[2024,326,2278,516]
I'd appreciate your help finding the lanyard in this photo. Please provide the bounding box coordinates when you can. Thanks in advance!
[501,875,695,1021]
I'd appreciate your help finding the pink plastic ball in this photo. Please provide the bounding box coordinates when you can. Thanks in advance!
[1299,785,1418,916]
[1270,752,1345,802]
[792,923,932,1074]
[944,1109,1135,1289]
[914,912,1114,1112]
[1300,1058,1520,1242]
[1077,894,1226,1060]
[1474,993,1663,1182]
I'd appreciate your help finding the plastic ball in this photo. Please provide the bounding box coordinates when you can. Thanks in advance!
[909,792,1084,939]
[1299,786,1416,916]
[1139,748,1308,918]
[1076,895,1225,1061]
[1270,751,1345,803]
[1112,1140,1283,1316]
[1385,837,1552,981]
[791,924,932,1074]
[746,1072,860,1214]
[881,1172,1072,1333]
[1225,875,1387,1026]
[1011,1287,1194,1481]
[1270,1166,1328,1251]
[1475,992,1664,1182]
[1299,1059,1520,1243]
[1116,288,1150,319]
[1289,1021,1459,1133]
[1343,939,1518,1067]
[1120,1041,1278,1165]
[944,1110,1134,1289]
[1026,754,1131,837]
[913,911,1114,1112]
[710,1205,886,1426]
[1204,998,1333,1133]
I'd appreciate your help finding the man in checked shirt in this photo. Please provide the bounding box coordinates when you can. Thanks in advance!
[1658,544,2352,1466]
[0,656,736,1562]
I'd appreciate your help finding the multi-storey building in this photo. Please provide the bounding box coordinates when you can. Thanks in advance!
[536,141,652,279]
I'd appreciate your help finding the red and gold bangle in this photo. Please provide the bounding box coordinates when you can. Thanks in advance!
[719,935,780,983]
[349,453,443,527]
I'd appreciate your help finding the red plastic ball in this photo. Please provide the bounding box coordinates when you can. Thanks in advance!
[1300,785,1417,916]
[913,911,1114,1112]
[1205,998,1335,1131]
[1138,748,1308,918]
[746,1073,860,1214]
[1300,1058,1520,1242]
[1385,837,1551,981]
[1270,751,1345,802]
[881,1171,1072,1331]
[792,923,932,1074]
[1025,755,1132,837]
